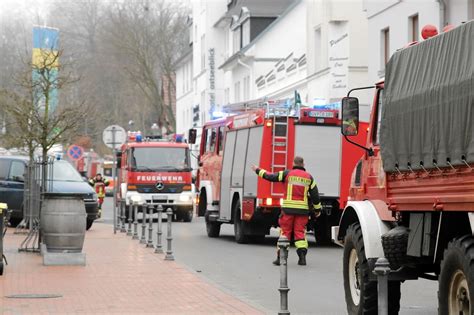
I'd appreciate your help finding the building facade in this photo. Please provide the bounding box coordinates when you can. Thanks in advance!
[364,0,474,84]
[306,0,370,121]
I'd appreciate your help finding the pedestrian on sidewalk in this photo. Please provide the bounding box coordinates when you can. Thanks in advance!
[251,156,322,266]
[88,173,109,215]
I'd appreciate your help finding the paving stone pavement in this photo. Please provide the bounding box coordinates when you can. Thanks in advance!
[0,223,264,314]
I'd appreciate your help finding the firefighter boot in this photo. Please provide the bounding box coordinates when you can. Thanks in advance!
[297,248,307,266]
[272,250,280,266]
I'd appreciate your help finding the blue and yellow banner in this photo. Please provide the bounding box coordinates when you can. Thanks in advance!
[32,26,59,113]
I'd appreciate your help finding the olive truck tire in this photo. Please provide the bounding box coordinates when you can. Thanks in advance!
[439,235,474,315]
[343,223,401,315]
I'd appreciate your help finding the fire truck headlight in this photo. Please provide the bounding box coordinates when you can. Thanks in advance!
[180,193,192,202]
[130,194,143,205]
[266,198,273,206]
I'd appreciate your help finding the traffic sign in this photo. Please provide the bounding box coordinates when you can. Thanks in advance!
[103,125,126,149]
[67,145,84,161]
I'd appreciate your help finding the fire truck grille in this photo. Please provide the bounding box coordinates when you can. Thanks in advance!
[136,183,185,194]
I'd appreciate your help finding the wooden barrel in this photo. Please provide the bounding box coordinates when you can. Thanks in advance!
[41,193,86,253]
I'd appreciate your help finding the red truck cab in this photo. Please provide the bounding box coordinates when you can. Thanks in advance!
[117,134,194,222]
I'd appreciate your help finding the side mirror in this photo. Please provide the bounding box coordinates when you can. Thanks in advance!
[13,175,25,183]
[341,97,360,136]
[188,128,197,144]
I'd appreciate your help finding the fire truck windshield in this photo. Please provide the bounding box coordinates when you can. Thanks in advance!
[130,147,190,172]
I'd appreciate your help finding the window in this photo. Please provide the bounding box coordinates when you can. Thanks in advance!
[218,126,225,154]
[243,76,250,100]
[373,89,384,145]
[314,27,322,70]
[242,19,250,47]
[409,14,419,42]
[234,81,241,102]
[0,159,10,180]
[130,147,190,171]
[9,161,25,181]
[233,27,241,53]
[382,28,390,66]
[201,34,206,71]
[200,91,205,121]
[354,160,363,186]
[224,88,230,104]
[206,128,217,153]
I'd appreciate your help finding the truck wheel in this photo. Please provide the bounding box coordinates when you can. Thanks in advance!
[205,213,221,238]
[86,219,94,231]
[8,217,22,228]
[343,223,400,315]
[198,191,207,217]
[439,236,474,315]
[183,210,193,223]
[233,201,248,244]
[0,262,3,275]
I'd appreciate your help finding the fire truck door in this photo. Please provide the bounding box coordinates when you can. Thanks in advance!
[243,126,263,197]
[219,131,237,221]
[294,125,342,198]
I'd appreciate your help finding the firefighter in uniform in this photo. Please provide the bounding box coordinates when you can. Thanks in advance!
[88,173,109,214]
[252,156,322,266]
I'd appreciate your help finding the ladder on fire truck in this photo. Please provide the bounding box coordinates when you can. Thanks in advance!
[222,97,300,197]
[268,104,290,198]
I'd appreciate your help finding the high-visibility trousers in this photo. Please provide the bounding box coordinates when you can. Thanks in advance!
[278,212,309,249]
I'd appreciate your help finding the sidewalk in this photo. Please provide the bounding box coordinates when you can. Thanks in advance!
[0,223,264,314]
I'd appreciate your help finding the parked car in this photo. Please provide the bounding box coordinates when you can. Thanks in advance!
[0,156,99,230]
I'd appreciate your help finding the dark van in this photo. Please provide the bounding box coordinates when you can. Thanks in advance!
[0,156,99,230]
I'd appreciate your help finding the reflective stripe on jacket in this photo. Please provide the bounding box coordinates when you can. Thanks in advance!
[255,166,322,215]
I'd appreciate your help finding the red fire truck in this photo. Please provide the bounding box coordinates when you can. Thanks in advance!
[190,100,367,243]
[334,22,473,313]
[117,132,194,221]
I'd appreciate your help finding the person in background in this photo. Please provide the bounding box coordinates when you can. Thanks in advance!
[88,173,109,216]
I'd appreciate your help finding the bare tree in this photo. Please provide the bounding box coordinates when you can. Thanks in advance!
[1,47,89,163]
[105,0,189,133]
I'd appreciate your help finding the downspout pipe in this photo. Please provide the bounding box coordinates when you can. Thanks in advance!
[437,0,446,28]
[237,57,253,100]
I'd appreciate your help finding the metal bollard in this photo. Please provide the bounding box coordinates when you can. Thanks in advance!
[127,204,133,236]
[164,208,174,261]
[132,204,139,239]
[278,235,290,315]
[146,205,154,248]
[140,205,147,244]
[120,202,126,233]
[373,257,390,315]
[115,201,121,231]
[154,205,164,254]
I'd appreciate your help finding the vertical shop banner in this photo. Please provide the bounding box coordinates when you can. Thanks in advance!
[328,21,349,105]
[32,26,60,113]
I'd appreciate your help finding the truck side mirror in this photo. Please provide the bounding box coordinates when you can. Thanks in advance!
[116,151,122,169]
[188,128,197,144]
[341,97,360,136]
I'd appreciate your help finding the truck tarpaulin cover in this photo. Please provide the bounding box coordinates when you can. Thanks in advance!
[381,20,474,172]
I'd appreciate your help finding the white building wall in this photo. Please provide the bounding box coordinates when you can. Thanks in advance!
[175,55,194,135]
[365,0,440,84]
[192,0,227,125]
[306,0,370,121]
[224,0,307,105]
